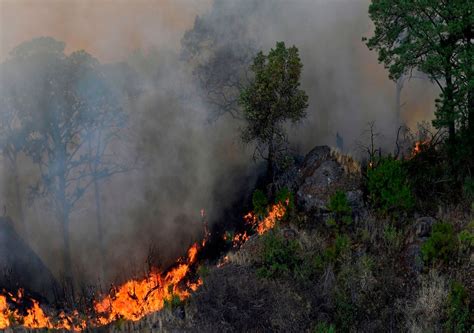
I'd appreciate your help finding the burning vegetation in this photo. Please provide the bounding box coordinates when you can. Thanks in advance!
[0,198,290,330]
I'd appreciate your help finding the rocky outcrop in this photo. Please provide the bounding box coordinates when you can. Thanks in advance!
[0,217,60,302]
[294,146,365,220]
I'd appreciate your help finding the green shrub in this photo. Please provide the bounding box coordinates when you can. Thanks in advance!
[257,230,301,278]
[164,293,182,310]
[383,224,403,251]
[445,282,472,332]
[252,189,268,219]
[313,322,336,333]
[275,186,294,209]
[313,233,351,272]
[334,289,356,331]
[421,222,457,264]
[463,177,474,201]
[367,157,414,214]
[328,190,351,215]
[458,230,474,252]
[328,191,352,229]
[197,265,210,280]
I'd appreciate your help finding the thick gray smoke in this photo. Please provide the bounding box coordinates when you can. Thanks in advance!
[0,0,437,287]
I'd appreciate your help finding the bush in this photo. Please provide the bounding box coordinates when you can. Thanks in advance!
[313,322,336,333]
[367,157,414,214]
[445,282,472,332]
[327,191,352,229]
[383,224,403,252]
[257,230,301,278]
[275,186,294,209]
[313,233,351,272]
[458,230,474,253]
[164,293,182,310]
[421,222,457,264]
[463,177,474,201]
[252,189,268,219]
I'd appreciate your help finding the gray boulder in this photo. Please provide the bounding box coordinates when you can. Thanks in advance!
[0,216,60,302]
[295,146,363,215]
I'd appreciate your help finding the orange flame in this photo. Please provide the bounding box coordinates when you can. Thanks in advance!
[0,242,202,330]
[94,242,202,324]
[0,289,85,331]
[412,139,430,157]
[245,200,288,235]
[232,231,249,248]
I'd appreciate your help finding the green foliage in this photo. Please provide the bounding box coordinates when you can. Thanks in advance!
[383,224,403,251]
[458,229,474,253]
[463,177,474,201]
[421,222,457,264]
[334,289,356,332]
[367,157,414,214]
[275,187,294,209]
[328,191,351,215]
[257,230,301,278]
[328,191,352,229]
[365,1,474,143]
[164,293,182,310]
[313,322,336,333]
[197,265,210,280]
[445,282,472,333]
[252,189,268,219]
[240,41,308,179]
[313,234,351,273]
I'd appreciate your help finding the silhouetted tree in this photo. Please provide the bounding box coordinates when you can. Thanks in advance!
[0,78,27,235]
[365,0,473,146]
[240,41,308,184]
[181,1,258,119]
[1,37,129,286]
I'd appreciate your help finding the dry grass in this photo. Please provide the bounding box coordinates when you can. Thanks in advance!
[402,270,448,333]
[330,148,361,175]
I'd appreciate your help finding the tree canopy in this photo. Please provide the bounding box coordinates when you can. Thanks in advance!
[0,37,128,283]
[365,0,473,147]
[240,41,308,183]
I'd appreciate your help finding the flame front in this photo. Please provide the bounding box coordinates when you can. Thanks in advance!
[0,242,202,330]
[94,242,202,324]
[0,289,85,331]
[0,201,288,330]
[245,200,288,235]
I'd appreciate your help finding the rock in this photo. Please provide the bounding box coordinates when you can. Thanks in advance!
[414,217,435,238]
[295,146,362,214]
[0,216,60,302]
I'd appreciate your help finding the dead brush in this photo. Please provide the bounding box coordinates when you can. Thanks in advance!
[330,148,361,175]
[401,270,448,333]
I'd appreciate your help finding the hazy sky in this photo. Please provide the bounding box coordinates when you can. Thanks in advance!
[0,0,212,62]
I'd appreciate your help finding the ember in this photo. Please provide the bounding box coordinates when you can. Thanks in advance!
[412,139,430,157]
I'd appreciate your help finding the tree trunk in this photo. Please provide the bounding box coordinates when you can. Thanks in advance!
[267,139,274,185]
[93,178,106,283]
[445,72,456,144]
[11,158,27,238]
[395,77,404,125]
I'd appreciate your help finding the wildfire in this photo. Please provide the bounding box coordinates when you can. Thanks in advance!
[412,139,430,157]
[0,242,202,330]
[0,201,289,330]
[245,199,288,235]
[94,242,202,324]
[232,231,249,248]
[0,289,85,331]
